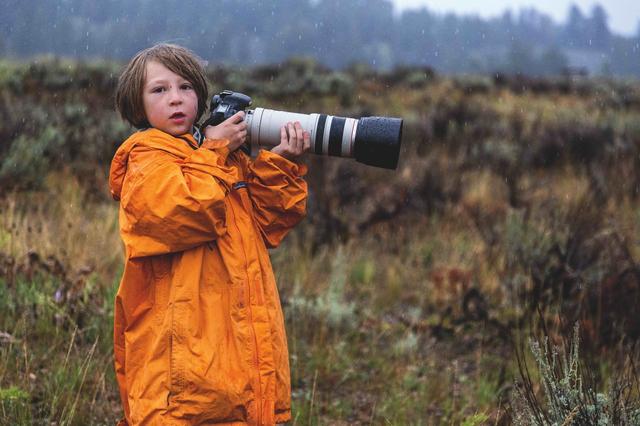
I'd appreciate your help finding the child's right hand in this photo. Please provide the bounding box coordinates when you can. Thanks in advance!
[204,111,247,151]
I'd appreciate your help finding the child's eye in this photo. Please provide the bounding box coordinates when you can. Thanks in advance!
[181,84,193,90]
[151,87,165,93]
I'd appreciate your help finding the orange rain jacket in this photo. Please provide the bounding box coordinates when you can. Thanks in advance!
[108,128,307,425]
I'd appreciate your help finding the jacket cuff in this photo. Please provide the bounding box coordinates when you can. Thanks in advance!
[254,149,308,177]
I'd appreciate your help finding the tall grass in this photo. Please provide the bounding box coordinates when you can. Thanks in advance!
[0,173,122,425]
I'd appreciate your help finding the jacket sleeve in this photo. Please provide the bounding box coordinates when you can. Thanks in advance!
[246,150,308,248]
[119,144,238,258]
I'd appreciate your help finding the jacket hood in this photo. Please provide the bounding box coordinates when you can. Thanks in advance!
[109,129,198,201]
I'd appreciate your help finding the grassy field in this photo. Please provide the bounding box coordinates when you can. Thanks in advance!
[1,59,640,424]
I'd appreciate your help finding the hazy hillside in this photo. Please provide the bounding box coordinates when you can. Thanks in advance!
[1,0,639,77]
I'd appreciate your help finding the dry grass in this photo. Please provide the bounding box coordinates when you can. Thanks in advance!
[0,172,122,283]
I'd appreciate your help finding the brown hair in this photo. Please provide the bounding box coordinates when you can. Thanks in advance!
[115,43,209,129]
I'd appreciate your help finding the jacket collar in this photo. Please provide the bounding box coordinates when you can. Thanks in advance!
[109,128,198,201]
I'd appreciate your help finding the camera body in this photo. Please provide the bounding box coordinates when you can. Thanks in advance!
[202,90,253,128]
[201,90,403,170]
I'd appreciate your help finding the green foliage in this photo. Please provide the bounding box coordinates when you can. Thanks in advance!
[350,258,376,285]
[0,59,129,194]
[0,126,64,189]
[503,209,555,273]
[0,61,26,92]
[514,325,640,425]
[461,412,490,426]
[288,246,355,329]
[0,386,31,424]
[0,266,118,424]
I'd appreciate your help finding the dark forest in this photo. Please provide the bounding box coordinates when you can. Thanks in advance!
[1,0,639,76]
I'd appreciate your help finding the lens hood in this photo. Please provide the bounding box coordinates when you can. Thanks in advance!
[353,117,403,169]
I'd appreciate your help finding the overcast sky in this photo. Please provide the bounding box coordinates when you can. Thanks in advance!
[390,0,639,36]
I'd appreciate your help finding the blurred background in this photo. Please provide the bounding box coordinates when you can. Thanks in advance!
[1,0,639,76]
[1,1,640,424]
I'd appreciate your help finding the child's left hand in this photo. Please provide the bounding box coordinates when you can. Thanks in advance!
[271,121,310,161]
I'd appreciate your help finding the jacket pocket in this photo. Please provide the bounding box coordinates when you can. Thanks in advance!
[201,243,233,292]
[177,298,252,422]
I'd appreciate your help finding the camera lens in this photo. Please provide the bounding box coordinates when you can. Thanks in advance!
[246,108,403,169]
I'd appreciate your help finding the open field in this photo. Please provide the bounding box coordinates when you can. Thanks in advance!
[1,59,640,424]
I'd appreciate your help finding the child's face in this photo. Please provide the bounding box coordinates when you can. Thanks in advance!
[142,60,198,136]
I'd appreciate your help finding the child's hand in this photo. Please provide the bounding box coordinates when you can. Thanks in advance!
[271,121,310,161]
[204,111,247,151]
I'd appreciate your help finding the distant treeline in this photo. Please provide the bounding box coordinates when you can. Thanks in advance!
[1,0,639,76]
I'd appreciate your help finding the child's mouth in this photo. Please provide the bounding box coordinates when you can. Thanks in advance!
[170,112,186,123]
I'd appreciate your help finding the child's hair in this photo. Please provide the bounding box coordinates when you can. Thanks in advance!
[115,43,209,129]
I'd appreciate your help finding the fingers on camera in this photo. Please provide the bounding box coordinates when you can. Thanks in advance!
[278,122,309,155]
[231,111,245,122]
[303,131,310,151]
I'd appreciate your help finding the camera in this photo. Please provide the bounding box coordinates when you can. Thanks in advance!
[201,90,403,170]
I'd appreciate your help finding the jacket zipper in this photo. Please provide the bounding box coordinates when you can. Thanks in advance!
[168,302,175,405]
[230,187,263,424]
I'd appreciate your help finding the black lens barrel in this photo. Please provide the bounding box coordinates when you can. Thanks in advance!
[353,117,403,170]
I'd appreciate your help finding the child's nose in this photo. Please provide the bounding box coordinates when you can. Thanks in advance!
[169,87,183,104]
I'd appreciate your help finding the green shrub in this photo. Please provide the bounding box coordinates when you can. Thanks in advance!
[513,325,640,425]
[0,126,64,190]
[0,386,31,424]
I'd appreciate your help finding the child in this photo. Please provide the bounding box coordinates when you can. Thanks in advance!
[109,43,310,425]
